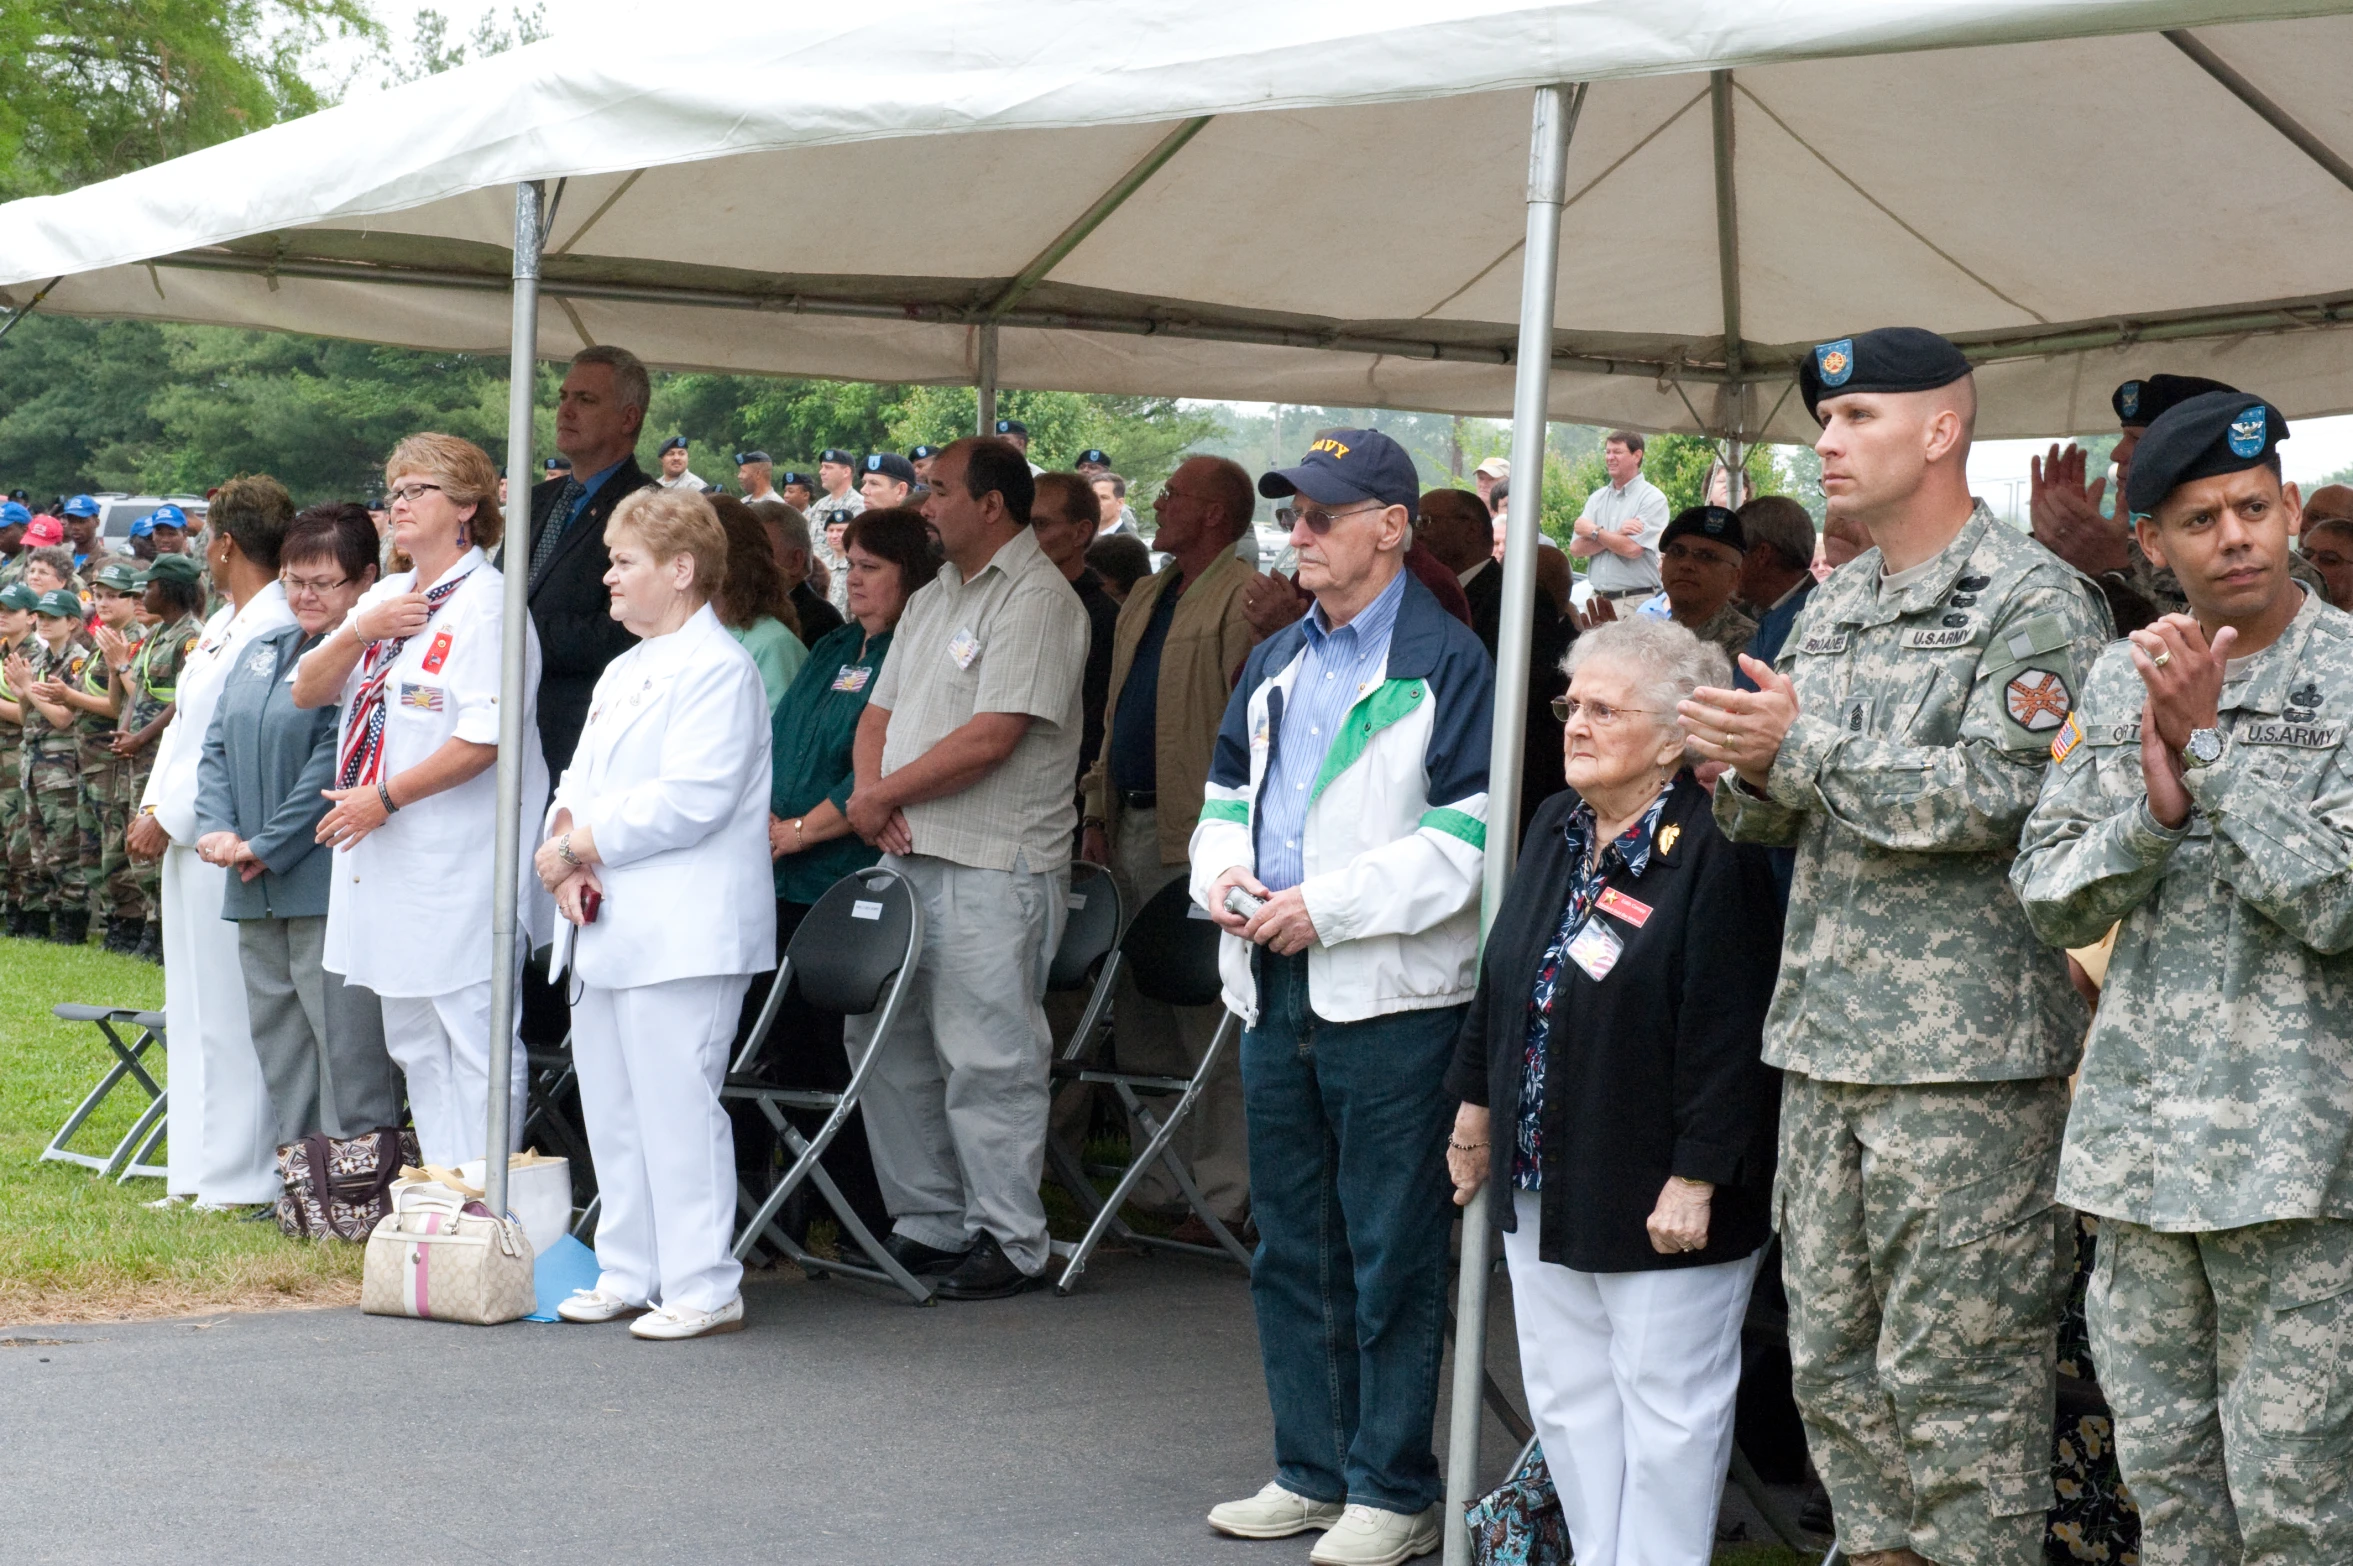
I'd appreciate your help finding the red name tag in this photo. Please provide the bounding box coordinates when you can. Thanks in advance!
[420,630,453,674]
[1595,887,1652,928]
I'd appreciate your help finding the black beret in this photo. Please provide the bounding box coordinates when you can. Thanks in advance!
[734,450,772,466]
[995,419,1028,437]
[908,445,940,461]
[1659,505,1746,555]
[777,470,809,489]
[1075,448,1111,467]
[819,448,855,465]
[2124,390,2287,517]
[2112,374,2236,430]
[658,435,689,454]
[862,452,917,484]
[1799,327,1971,419]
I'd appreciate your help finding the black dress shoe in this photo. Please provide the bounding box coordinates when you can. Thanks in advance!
[880,1231,973,1277]
[933,1232,1044,1300]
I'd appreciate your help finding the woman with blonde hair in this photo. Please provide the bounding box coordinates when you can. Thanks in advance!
[295,432,548,1166]
[535,485,775,1340]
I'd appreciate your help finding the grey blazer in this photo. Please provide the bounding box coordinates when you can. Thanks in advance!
[194,622,340,920]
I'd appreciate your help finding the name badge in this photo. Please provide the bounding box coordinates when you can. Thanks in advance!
[2101,722,2142,746]
[420,629,453,674]
[1902,624,1975,651]
[1798,630,1851,657]
[1594,886,1652,929]
[946,628,981,670]
[2238,720,2341,748]
[398,682,445,712]
[1566,919,1625,982]
[831,663,873,693]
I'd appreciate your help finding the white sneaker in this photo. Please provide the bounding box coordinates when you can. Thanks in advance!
[145,1193,189,1210]
[1307,1503,1442,1566]
[555,1288,648,1323]
[1207,1480,1347,1539]
[628,1296,745,1340]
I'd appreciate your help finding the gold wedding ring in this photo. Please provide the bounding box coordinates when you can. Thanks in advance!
[2151,648,2173,669]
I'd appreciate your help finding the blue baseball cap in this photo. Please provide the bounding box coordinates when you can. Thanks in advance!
[62,494,100,519]
[0,501,29,529]
[1259,428,1422,519]
[130,503,189,538]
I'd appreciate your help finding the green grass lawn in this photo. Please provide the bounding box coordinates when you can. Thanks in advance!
[0,931,362,1323]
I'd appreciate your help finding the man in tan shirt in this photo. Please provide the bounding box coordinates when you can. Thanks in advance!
[847,436,1090,1299]
[1079,455,1263,1230]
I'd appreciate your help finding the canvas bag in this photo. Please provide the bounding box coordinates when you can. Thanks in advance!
[361,1174,536,1325]
[275,1128,418,1242]
[1464,1441,1573,1566]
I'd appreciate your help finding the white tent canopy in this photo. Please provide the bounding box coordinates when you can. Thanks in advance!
[7,0,2353,440]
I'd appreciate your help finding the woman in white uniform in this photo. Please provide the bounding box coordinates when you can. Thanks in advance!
[294,433,547,1167]
[126,476,298,1209]
[537,487,774,1341]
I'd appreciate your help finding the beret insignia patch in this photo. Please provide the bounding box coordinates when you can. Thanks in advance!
[2119,382,2142,420]
[2228,405,2267,458]
[1816,340,1854,387]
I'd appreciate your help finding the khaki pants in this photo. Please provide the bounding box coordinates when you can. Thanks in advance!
[2090,1215,2353,1565]
[1105,800,1249,1222]
[1776,1071,2071,1566]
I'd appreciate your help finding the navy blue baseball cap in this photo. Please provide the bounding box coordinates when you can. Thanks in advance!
[658,435,689,454]
[777,470,810,489]
[818,448,855,466]
[0,501,29,528]
[63,494,99,519]
[734,450,771,466]
[1260,428,1422,519]
[908,445,939,462]
[994,419,1028,438]
[862,452,917,485]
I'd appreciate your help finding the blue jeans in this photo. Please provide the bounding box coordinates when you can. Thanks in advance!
[1242,949,1463,1514]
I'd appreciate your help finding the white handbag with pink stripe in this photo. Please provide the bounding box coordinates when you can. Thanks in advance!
[361,1175,536,1325]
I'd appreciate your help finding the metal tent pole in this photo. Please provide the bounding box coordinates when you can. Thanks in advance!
[484,179,545,1222]
[1441,81,1582,1564]
[976,322,1000,436]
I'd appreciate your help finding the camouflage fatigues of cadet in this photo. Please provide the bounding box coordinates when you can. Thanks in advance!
[1714,502,2111,1565]
[0,638,27,910]
[2013,591,2353,1564]
[75,626,141,923]
[122,613,198,918]
[17,635,91,915]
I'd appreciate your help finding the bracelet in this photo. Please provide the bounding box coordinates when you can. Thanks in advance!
[791,817,805,849]
[1446,1138,1489,1152]
[557,831,579,868]
[376,779,399,815]
[1672,1175,1712,1189]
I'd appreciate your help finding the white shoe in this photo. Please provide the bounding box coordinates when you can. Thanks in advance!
[190,1198,250,1213]
[555,1288,648,1323]
[1307,1503,1442,1566]
[1207,1480,1347,1539]
[629,1296,745,1340]
[145,1193,189,1210]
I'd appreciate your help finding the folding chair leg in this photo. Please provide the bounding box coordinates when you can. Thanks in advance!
[106,1090,172,1181]
[1045,1126,1142,1244]
[570,1192,600,1241]
[42,1058,144,1169]
[1056,1062,1217,1295]
[1728,1442,1812,1551]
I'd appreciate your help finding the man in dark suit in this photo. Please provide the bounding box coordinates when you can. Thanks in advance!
[515,345,658,778]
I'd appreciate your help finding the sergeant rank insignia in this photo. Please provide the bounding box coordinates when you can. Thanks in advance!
[2005,669,2073,732]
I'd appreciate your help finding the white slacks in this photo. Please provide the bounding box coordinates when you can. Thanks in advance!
[380,978,526,1167]
[1504,1190,1760,1566]
[570,974,751,1314]
[160,844,279,1203]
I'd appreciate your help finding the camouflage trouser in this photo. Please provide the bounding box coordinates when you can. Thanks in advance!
[0,779,25,908]
[2088,1216,2353,1565]
[82,756,144,922]
[1776,1072,2073,1566]
[124,752,159,918]
[25,781,82,915]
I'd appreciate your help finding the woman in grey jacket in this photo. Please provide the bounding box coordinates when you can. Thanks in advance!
[195,506,398,1146]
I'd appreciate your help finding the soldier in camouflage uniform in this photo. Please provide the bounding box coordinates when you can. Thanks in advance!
[2015,392,2353,1565]
[7,589,96,944]
[1683,329,2112,1566]
[0,581,35,933]
[119,554,203,961]
[0,501,30,591]
[67,561,149,951]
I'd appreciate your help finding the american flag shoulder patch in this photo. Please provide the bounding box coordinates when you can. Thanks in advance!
[2050,712,2085,765]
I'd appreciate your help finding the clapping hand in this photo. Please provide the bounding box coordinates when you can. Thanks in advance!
[2031,442,2129,578]
[1680,655,1801,791]
[2131,613,2234,829]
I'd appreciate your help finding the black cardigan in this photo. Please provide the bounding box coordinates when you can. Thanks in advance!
[1444,771,1783,1273]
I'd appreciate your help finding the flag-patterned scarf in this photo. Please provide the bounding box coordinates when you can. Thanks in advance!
[335,567,474,790]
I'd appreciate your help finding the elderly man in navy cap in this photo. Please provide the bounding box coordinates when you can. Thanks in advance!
[654,435,708,493]
[1193,428,1493,1566]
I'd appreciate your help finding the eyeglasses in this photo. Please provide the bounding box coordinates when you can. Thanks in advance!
[386,482,445,507]
[1276,501,1381,535]
[1551,696,1657,726]
[282,571,350,597]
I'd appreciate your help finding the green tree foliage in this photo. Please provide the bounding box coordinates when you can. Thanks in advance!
[0,0,377,202]
[383,4,546,85]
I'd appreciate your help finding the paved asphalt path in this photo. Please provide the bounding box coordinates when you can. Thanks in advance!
[1,1250,1542,1566]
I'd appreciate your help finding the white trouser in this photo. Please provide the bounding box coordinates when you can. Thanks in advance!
[1504,1190,1760,1566]
[379,978,526,1167]
[569,974,751,1314]
[160,844,279,1203]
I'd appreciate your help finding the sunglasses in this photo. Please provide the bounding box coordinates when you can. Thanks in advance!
[1275,501,1383,536]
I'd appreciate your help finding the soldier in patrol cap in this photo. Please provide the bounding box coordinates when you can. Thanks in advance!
[7,588,98,942]
[119,552,206,960]
[0,580,35,933]
[0,500,30,588]
[2015,389,2353,1563]
[58,560,150,950]
[1682,326,2111,1566]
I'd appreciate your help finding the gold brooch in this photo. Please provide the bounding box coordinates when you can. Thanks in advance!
[1656,823,1681,856]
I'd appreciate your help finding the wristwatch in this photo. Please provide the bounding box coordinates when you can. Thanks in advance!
[2183,727,2225,768]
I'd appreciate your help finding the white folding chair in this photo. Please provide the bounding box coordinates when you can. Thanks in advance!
[1047,872,1251,1294]
[43,1005,169,1182]
[721,865,929,1303]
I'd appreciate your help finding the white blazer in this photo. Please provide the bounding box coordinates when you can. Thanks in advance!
[142,581,297,843]
[548,602,776,989]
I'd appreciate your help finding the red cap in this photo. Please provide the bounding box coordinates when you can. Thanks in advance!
[23,515,64,546]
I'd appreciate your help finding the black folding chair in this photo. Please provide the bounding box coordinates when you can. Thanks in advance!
[1047,873,1251,1294]
[721,865,928,1302]
[43,1005,170,1182]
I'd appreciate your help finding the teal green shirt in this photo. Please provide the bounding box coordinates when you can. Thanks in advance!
[771,620,891,905]
[729,615,809,711]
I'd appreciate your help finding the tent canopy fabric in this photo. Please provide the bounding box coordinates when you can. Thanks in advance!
[5,0,2353,439]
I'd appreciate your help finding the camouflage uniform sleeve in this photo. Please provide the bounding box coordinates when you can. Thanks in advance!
[2010,660,2187,950]
[1761,581,2109,854]
[2182,725,2353,955]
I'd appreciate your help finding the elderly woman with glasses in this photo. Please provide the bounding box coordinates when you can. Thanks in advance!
[1444,617,1784,1566]
[295,434,549,1167]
